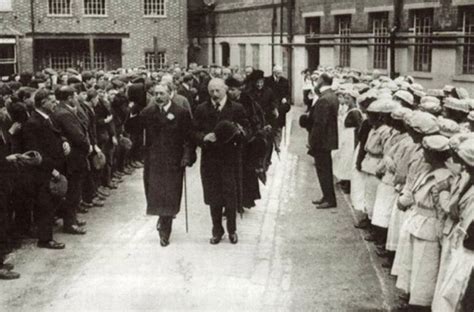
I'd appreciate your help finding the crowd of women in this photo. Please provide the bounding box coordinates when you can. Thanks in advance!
[303,68,474,311]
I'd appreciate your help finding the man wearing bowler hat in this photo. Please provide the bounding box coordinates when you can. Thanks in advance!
[193,78,249,245]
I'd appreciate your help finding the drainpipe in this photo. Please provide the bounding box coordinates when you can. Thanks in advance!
[271,0,276,67]
[30,0,35,70]
[390,0,403,79]
[287,0,294,101]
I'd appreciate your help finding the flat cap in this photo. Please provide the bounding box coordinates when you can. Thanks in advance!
[422,135,450,152]
[449,132,474,150]
[452,87,469,99]
[393,90,414,106]
[444,97,470,113]
[407,111,440,134]
[426,89,444,98]
[468,111,474,122]
[391,106,413,121]
[455,138,474,167]
[367,98,400,113]
[437,116,461,138]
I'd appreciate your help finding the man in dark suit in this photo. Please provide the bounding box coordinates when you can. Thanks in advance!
[264,65,291,142]
[23,88,66,249]
[194,78,249,245]
[141,84,195,247]
[308,73,339,209]
[52,86,90,234]
[177,73,197,113]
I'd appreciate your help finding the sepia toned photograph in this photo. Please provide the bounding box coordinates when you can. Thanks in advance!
[0,0,474,311]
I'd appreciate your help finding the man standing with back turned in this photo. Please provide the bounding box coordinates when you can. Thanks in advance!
[308,73,339,209]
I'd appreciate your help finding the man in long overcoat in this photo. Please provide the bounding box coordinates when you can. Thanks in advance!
[308,73,339,209]
[141,84,194,247]
[193,78,249,245]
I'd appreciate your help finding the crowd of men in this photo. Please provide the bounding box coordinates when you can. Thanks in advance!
[0,63,291,280]
[300,68,474,311]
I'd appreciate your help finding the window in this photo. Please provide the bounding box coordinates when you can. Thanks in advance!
[413,9,433,72]
[144,0,165,17]
[84,0,106,16]
[145,52,166,70]
[305,17,320,36]
[239,44,246,69]
[463,9,474,74]
[372,12,389,69]
[0,0,12,11]
[0,43,16,76]
[48,0,71,15]
[47,51,105,71]
[337,15,351,67]
[251,44,260,69]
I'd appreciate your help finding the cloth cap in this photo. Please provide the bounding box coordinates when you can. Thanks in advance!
[413,90,426,98]
[421,96,440,106]
[444,97,470,113]
[17,150,43,166]
[449,133,474,150]
[119,136,133,150]
[422,135,450,151]
[225,77,243,88]
[92,151,107,170]
[437,116,461,138]
[426,89,445,98]
[464,98,474,110]
[367,98,399,113]
[443,85,455,93]
[408,83,424,92]
[456,138,474,167]
[49,174,68,198]
[453,87,469,99]
[343,88,360,99]
[393,90,414,106]
[419,97,442,114]
[391,107,413,121]
[468,111,474,122]
[407,111,440,134]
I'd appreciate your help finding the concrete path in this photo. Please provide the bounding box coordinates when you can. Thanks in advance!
[1,109,399,311]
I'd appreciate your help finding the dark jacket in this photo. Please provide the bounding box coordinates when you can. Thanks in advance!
[265,76,291,128]
[94,98,115,145]
[193,98,249,208]
[141,102,194,216]
[23,110,65,180]
[247,87,277,128]
[52,102,90,173]
[308,88,339,153]
[177,84,196,112]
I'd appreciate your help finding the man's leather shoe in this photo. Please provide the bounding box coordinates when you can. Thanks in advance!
[64,225,87,235]
[160,238,169,247]
[98,187,111,197]
[0,269,20,280]
[78,206,89,214]
[312,198,325,205]
[76,219,87,227]
[80,201,93,208]
[316,202,337,209]
[229,233,238,244]
[354,218,370,229]
[210,235,222,245]
[92,198,105,207]
[1,263,14,271]
[37,240,65,250]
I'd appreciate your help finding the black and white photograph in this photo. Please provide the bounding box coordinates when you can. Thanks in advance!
[1,0,474,311]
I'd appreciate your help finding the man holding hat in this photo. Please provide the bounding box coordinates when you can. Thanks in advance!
[193,78,249,245]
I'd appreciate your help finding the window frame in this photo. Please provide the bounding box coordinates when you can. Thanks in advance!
[336,14,351,68]
[143,0,167,18]
[47,0,73,17]
[411,9,433,72]
[83,0,107,17]
[145,52,166,70]
[371,12,389,70]
[462,8,474,75]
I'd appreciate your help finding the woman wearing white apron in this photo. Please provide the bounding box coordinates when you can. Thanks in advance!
[433,137,474,312]
[351,92,377,227]
[332,89,348,185]
[394,135,453,310]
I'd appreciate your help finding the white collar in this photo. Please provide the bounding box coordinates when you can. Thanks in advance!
[212,96,227,111]
[182,83,190,90]
[35,109,50,120]
[160,101,172,113]
[320,86,332,93]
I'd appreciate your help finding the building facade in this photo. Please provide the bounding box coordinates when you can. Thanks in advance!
[191,0,474,104]
[0,0,187,75]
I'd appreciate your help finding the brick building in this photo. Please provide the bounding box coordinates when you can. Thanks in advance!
[0,0,187,75]
[190,0,474,104]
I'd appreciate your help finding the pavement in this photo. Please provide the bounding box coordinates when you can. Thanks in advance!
[2,108,399,312]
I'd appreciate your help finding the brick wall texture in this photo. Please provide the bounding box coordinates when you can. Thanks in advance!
[0,0,187,71]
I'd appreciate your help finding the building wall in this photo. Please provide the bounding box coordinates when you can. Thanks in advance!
[0,0,187,72]
[192,0,474,103]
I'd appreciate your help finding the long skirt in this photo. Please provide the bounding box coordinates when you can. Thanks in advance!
[333,127,355,181]
[394,227,441,306]
[386,197,405,252]
[432,247,474,312]
[372,182,397,228]
[364,174,380,220]
[351,144,367,213]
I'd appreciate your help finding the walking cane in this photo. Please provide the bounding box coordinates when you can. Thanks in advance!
[184,170,189,233]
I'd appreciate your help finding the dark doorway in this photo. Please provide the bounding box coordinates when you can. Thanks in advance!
[221,42,230,67]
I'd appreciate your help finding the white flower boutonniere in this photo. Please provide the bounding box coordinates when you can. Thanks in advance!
[166,113,175,121]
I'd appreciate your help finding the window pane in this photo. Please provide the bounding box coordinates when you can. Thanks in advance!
[337,15,351,67]
[372,12,388,69]
[413,9,433,72]
[239,44,246,69]
[463,9,474,74]
[48,0,71,15]
[84,0,106,15]
[144,0,165,16]
[251,44,259,69]
[0,0,12,12]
